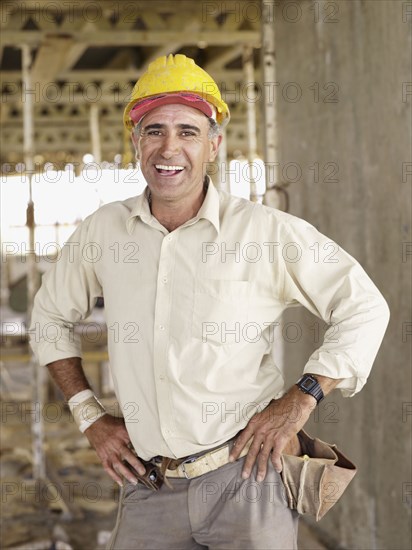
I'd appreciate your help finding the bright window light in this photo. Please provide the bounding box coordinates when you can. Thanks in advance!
[229,158,266,200]
[0,175,30,240]
[1,164,148,255]
[82,153,94,163]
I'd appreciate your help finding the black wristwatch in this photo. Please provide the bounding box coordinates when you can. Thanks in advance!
[296,374,324,405]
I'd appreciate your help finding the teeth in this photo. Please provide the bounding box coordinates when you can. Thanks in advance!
[155,165,184,171]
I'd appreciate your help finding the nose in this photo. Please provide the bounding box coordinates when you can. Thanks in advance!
[159,134,181,159]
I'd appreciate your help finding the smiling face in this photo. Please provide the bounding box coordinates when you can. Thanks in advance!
[132,104,221,205]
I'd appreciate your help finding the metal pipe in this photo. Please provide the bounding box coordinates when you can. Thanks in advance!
[89,103,102,165]
[21,44,37,318]
[21,43,46,481]
[89,103,104,205]
[243,46,261,203]
[260,0,285,375]
[261,0,286,210]
[216,127,229,193]
[0,252,10,307]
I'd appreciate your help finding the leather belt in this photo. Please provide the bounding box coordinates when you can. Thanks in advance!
[158,438,253,480]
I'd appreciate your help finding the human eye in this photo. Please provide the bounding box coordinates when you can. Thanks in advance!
[141,126,164,137]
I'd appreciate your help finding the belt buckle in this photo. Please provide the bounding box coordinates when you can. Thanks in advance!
[180,456,198,479]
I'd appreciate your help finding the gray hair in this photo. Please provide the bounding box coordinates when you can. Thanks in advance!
[207,118,221,139]
[132,119,144,138]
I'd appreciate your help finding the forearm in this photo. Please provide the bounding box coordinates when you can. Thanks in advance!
[47,357,91,400]
[231,373,343,478]
[285,373,343,413]
[47,356,145,485]
[308,373,342,396]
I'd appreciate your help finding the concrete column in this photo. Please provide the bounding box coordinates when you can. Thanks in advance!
[274,2,411,547]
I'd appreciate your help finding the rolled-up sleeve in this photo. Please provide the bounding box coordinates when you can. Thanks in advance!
[280,219,390,397]
[29,216,103,366]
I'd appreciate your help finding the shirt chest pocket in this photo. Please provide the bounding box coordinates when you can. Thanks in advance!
[192,279,251,346]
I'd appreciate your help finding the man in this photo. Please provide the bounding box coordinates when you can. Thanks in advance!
[30,54,389,549]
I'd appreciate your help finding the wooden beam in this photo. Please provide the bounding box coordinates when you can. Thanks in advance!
[105,49,136,70]
[0,69,244,82]
[141,45,183,70]
[1,30,260,47]
[139,18,201,70]
[60,43,89,72]
[31,36,75,86]
[3,0,255,11]
[0,2,15,29]
[1,83,250,106]
[205,46,243,71]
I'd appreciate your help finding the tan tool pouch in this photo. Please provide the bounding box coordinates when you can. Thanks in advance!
[281,430,357,521]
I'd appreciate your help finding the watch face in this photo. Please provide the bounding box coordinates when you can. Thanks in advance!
[301,377,316,390]
[297,375,323,404]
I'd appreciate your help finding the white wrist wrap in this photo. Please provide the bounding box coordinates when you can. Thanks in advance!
[68,390,106,433]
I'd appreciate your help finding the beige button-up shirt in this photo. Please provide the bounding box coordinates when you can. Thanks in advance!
[30,181,389,460]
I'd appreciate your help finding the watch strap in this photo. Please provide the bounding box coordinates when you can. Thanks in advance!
[296,374,324,404]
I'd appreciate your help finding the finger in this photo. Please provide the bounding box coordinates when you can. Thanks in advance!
[256,440,274,482]
[270,440,286,473]
[241,439,263,480]
[113,460,139,485]
[104,464,125,488]
[229,427,254,462]
[121,448,146,476]
[271,452,282,474]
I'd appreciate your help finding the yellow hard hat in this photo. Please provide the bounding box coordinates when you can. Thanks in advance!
[123,54,230,131]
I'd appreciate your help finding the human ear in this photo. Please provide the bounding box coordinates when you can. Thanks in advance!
[131,131,140,161]
[208,135,222,162]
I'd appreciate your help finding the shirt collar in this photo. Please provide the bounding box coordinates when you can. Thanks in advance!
[126,177,220,235]
[191,176,220,234]
[126,187,153,234]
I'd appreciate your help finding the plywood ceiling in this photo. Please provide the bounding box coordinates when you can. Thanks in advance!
[0,0,264,172]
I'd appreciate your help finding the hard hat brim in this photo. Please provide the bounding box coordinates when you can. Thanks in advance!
[129,93,215,126]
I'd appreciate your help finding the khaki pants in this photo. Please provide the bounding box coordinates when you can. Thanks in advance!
[108,456,299,550]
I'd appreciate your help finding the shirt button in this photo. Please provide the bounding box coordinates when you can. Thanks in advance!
[159,374,165,380]
[167,236,173,241]
[162,277,168,284]
[159,325,165,330]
